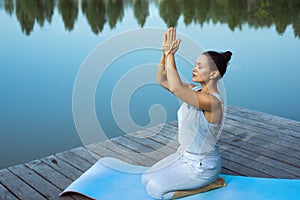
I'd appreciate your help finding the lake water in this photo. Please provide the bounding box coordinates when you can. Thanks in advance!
[1,0,300,169]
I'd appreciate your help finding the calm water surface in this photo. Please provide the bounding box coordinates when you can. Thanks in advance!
[1,0,300,169]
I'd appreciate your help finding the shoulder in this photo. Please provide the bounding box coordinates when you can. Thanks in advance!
[182,83,197,89]
[194,91,222,111]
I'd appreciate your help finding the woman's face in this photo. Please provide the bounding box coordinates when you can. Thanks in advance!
[192,54,213,83]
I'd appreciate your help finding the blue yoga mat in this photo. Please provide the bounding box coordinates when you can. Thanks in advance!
[60,157,300,200]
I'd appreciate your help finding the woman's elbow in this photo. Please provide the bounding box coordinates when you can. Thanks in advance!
[169,86,182,95]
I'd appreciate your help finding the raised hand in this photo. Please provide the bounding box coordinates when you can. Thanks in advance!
[162,27,181,57]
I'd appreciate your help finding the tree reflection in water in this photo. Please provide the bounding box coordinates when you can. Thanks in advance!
[1,0,300,37]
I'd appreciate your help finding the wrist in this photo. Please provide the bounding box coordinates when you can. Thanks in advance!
[166,52,174,58]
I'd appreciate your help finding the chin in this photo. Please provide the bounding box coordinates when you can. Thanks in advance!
[192,77,201,83]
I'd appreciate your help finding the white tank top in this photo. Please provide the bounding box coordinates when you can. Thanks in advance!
[177,86,224,157]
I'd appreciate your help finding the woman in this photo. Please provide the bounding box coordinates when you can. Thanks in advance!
[141,27,232,199]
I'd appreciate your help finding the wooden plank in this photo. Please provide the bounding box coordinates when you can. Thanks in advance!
[123,134,171,157]
[225,113,300,145]
[222,124,300,161]
[219,134,299,173]
[220,165,242,176]
[137,128,176,146]
[112,135,155,153]
[145,126,179,150]
[25,160,73,191]
[219,141,299,179]
[125,131,174,155]
[41,155,83,181]
[110,136,158,165]
[56,151,92,172]
[221,129,300,169]
[220,151,273,178]
[225,117,300,144]
[8,164,63,200]
[122,135,169,163]
[41,157,93,200]
[150,124,178,138]
[0,183,18,200]
[86,142,138,165]
[227,105,300,132]
[70,146,98,165]
[0,168,46,200]
[157,123,179,135]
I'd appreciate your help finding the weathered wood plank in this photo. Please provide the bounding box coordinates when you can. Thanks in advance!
[220,165,242,176]
[221,129,300,169]
[225,111,300,140]
[123,136,171,163]
[136,128,176,146]
[125,131,174,155]
[124,134,170,156]
[110,136,158,166]
[86,142,138,165]
[0,183,18,200]
[8,164,63,200]
[227,105,300,133]
[70,147,98,165]
[25,160,73,191]
[0,168,46,200]
[145,126,179,150]
[220,151,273,178]
[41,155,83,181]
[219,141,299,179]
[112,136,154,153]
[56,151,92,172]
[225,113,300,145]
[222,126,300,160]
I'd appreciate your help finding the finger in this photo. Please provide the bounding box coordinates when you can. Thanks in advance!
[170,27,175,42]
[176,39,181,47]
[168,28,172,42]
[173,28,176,42]
[163,32,167,43]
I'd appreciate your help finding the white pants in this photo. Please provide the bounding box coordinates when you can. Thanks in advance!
[141,147,222,199]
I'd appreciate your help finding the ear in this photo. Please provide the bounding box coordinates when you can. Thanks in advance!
[210,70,220,80]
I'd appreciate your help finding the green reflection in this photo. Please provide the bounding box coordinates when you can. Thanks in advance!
[4,0,14,15]
[82,0,106,34]
[133,0,149,27]
[106,0,124,29]
[2,0,300,38]
[15,0,54,35]
[159,0,181,27]
[58,0,78,31]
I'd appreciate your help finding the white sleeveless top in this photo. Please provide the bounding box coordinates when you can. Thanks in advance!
[177,86,224,158]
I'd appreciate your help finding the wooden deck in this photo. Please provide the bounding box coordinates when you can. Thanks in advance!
[0,105,299,200]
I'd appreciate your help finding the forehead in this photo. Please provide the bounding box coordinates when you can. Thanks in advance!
[196,54,209,65]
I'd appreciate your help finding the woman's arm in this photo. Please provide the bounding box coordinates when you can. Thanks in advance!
[156,54,169,90]
[165,52,217,111]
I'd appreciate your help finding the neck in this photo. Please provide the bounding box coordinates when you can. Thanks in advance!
[200,81,218,94]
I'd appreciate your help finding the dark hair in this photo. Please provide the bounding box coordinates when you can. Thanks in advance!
[203,51,232,77]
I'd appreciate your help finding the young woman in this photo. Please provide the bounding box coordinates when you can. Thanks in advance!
[141,27,232,199]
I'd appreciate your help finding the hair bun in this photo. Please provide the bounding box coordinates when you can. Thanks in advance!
[222,51,232,63]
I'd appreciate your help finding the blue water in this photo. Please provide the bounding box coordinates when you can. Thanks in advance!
[1,0,300,169]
